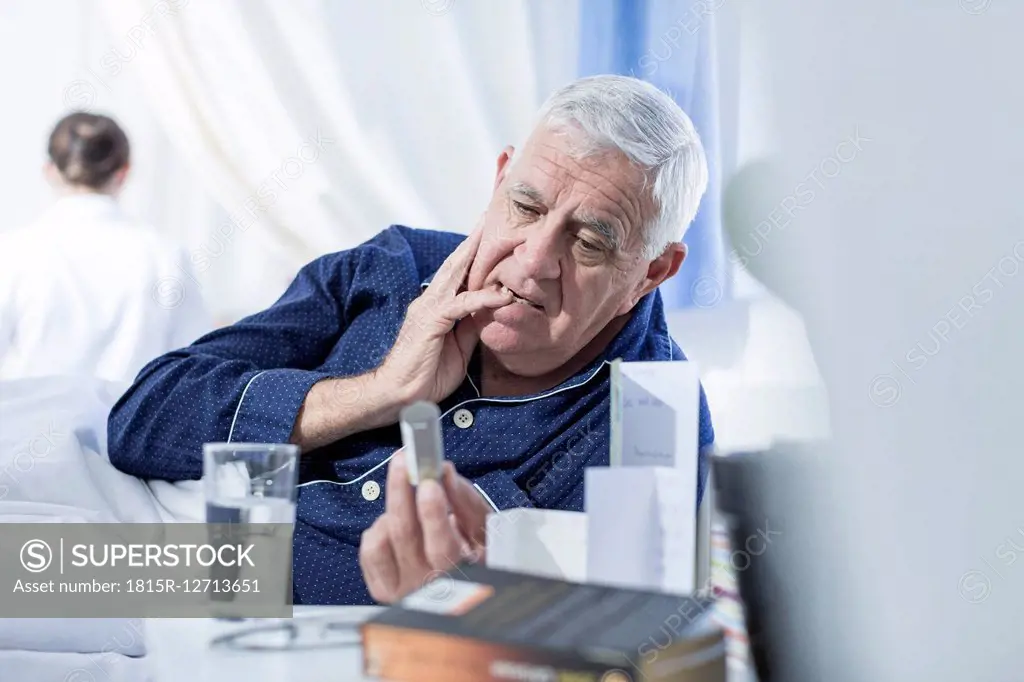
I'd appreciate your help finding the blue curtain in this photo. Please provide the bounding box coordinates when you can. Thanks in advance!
[578,0,727,309]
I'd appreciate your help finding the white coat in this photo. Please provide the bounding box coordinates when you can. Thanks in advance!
[0,194,211,383]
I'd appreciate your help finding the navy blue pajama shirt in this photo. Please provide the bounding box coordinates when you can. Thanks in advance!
[107,225,715,605]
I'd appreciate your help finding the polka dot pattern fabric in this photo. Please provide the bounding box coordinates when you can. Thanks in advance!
[108,225,715,605]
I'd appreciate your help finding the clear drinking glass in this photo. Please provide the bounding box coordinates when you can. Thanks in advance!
[202,443,299,619]
[203,443,299,524]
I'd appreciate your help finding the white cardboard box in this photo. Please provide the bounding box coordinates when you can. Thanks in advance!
[610,359,701,470]
[588,359,701,594]
[585,466,695,594]
[485,508,588,583]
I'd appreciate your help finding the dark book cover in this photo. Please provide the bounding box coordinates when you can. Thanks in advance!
[361,563,726,682]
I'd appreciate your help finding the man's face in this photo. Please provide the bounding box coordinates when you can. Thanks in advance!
[466,126,684,376]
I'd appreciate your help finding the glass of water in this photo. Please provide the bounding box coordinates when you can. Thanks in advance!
[203,443,298,618]
[203,443,299,524]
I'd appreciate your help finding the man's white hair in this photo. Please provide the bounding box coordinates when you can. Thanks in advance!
[534,75,708,260]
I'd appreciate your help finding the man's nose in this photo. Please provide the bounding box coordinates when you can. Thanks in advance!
[513,222,562,281]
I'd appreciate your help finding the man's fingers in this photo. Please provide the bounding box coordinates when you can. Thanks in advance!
[417,479,466,570]
[359,516,400,603]
[446,288,512,322]
[443,462,491,549]
[431,226,484,294]
[385,450,410,511]
[411,286,507,339]
[413,219,494,330]
[385,450,427,573]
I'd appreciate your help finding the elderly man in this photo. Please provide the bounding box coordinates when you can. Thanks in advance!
[108,74,715,605]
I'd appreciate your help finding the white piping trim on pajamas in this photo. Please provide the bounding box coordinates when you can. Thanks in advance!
[226,370,269,443]
[473,483,500,512]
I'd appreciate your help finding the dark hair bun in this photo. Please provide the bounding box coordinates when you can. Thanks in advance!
[47,112,130,190]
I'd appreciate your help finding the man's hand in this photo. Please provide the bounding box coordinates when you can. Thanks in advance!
[289,222,510,452]
[375,222,512,406]
[359,450,492,604]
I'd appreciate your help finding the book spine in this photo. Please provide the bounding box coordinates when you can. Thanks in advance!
[639,637,728,682]
[362,623,636,682]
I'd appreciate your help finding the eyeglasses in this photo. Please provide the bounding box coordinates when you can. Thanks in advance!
[209,610,380,651]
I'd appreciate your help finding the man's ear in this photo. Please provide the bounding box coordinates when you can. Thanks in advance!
[616,242,687,315]
[494,145,515,192]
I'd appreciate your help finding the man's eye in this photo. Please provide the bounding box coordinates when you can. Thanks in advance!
[575,237,603,254]
[513,201,540,217]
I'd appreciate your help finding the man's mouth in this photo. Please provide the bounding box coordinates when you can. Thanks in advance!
[500,284,542,309]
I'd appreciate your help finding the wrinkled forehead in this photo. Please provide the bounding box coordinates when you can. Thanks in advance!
[510,126,656,249]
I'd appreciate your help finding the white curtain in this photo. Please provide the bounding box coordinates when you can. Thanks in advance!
[95,0,579,319]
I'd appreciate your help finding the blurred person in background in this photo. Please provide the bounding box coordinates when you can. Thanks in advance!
[0,112,210,385]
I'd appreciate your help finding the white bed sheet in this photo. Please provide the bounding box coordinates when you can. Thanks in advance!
[0,375,214,672]
[0,375,203,523]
